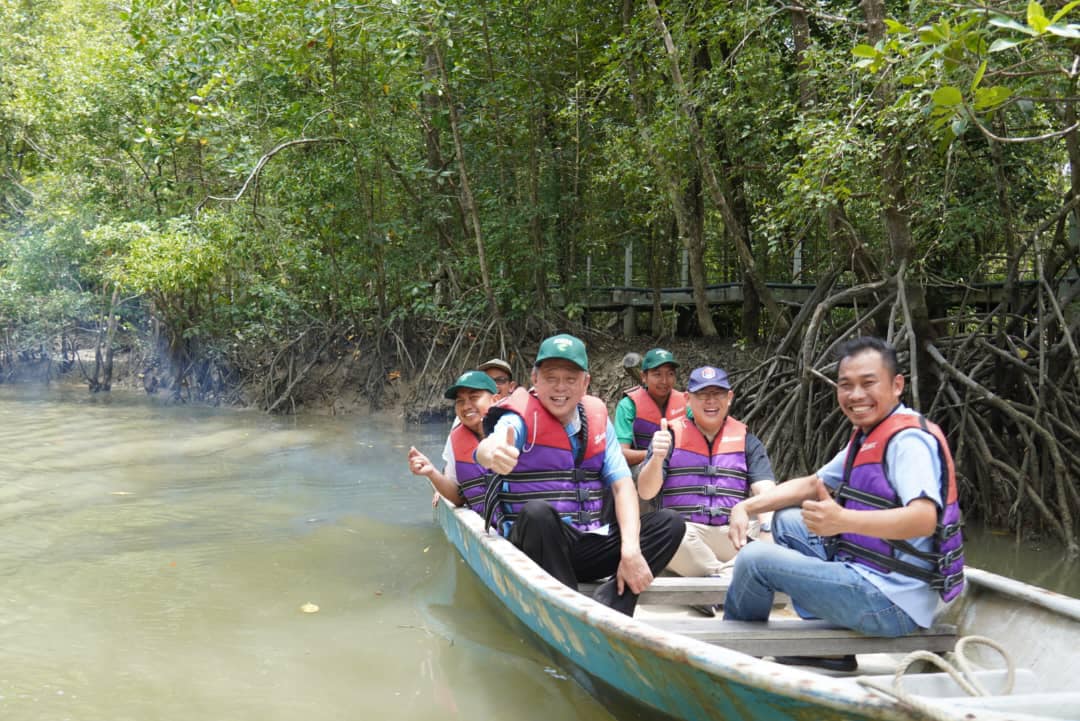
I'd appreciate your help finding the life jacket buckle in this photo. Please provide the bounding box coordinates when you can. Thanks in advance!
[576,486,592,503]
[938,571,964,592]
[702,485,721,497]
[938,522,962,540]
[704,464,720,477]
[937,547,963,570]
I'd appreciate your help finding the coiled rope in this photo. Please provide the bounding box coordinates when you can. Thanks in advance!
[856,635,1014,721]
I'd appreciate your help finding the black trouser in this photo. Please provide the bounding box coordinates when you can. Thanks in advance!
[507,500,686,616]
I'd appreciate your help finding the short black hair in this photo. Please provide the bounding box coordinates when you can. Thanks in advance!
[835,336,899,377]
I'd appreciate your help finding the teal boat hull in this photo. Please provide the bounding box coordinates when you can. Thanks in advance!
[436,499,924,721]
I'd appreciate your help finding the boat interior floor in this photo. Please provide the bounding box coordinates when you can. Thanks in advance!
[632,601,1077,718]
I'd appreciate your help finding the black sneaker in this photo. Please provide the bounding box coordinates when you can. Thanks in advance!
[772,655,858,672]
[690,604,719,617]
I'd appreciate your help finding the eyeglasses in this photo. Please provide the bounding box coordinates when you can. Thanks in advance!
[491,376,511,385]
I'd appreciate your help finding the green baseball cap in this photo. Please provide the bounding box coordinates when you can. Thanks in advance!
[641,348,679,371]
[444,370,498,399]
[535,333,589,371]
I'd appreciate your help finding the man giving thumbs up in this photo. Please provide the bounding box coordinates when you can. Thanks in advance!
[474,333,685,617]
[637,365,777,616]
[722,337,965,671]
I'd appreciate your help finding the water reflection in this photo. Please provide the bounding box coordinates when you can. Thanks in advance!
[962,526,1080,598]
[0,385,613,721]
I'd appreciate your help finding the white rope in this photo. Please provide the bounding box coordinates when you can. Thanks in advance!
[856,635,1015,721]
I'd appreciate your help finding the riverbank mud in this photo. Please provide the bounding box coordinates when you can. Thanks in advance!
[8,333,760,421]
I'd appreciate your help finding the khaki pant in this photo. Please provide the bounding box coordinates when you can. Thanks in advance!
[667,520,764,577]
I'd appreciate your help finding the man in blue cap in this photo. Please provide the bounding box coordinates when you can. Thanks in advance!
[638,365,776,615]
[475,333,685,616]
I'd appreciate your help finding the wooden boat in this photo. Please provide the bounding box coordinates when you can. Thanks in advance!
[436,498,1080,721]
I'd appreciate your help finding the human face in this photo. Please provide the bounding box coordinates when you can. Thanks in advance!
[531,359,589,425]
[642,364,677,404]
[455,388,494,433]
[836,349,904,433]
[484,368,517,398]
[688,387,732,435]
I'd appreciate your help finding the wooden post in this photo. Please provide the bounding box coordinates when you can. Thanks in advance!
[623,241,637,336]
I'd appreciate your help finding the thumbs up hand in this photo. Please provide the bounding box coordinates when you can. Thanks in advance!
[801,478,844,537]
[477,424,521,475]
[650,417,673,459]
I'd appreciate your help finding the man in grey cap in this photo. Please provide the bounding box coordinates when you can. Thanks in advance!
[477,358,517,401]
[475,333,685,616]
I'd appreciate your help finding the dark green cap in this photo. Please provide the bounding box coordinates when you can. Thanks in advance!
[535,333,589,371]
[641,348,679,371]
[444,370,498,399]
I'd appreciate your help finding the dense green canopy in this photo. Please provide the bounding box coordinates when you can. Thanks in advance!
[2,2,1078,544]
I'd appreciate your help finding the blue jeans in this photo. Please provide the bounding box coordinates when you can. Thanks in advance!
[723,508,918,637]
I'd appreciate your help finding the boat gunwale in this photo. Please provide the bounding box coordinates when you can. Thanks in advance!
[964,567,1080,622]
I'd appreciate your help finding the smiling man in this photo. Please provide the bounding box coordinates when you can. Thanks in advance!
[637,365,776,615]
[614,348,688,469]
[475,333,685,616]
[478,358,518,402]
[407,370,497,516]
[721,337,965,670]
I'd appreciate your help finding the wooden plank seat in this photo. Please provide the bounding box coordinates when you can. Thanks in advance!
[580,575,789,607]
[644,618,958,657]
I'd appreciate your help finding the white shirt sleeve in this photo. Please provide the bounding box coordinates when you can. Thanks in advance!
[441,433,457,482]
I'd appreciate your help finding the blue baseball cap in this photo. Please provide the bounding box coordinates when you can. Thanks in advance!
[687,366,731,392]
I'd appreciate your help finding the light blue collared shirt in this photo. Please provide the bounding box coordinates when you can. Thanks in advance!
[817,405,945,627]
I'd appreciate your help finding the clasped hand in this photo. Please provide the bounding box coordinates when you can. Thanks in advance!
[616,550,652,596]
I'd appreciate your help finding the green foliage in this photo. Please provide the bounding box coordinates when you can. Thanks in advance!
[0,0,1075,375]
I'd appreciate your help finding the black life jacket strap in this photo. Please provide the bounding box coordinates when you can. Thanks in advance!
[659,484,747,499]
[666,465,749,481]
[834,484,899,510]
[457,475,488,509]
[834,539,963,590]
[663,503,734,520]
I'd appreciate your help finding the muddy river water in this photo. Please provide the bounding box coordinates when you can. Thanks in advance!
[0,385,1075,721]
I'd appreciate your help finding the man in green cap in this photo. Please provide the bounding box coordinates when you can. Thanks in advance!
[475,334,685,616]
[614,348,688,470]
[408,370,498,516]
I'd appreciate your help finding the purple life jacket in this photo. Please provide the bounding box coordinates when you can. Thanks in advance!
[834,413,965,602]
[449,423,489,518]
[481,388,608,535]
[624,386,688,450]
[659,416,749,526]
